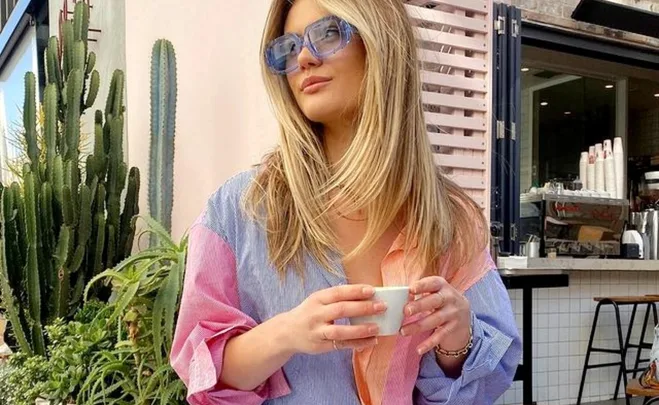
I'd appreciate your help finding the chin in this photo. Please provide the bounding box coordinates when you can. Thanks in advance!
[300,104,338,124]
[299,100,354,125]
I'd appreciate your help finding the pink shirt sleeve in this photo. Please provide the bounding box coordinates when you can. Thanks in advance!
[170,221,291,404]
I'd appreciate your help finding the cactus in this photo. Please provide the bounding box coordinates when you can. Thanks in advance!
[0,2,140,356]
[0,187,32,355]
[24,73,39,176]
[149,39,177,240]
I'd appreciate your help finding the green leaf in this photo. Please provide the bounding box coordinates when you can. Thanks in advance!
[152,272,170,365]
[107,280,139,322]
[83,270,131,301]
[138,215,177,249]
[163,261,181,347]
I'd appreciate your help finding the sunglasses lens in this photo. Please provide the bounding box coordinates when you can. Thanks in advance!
[267,34,301,73]
[308,18,344,57]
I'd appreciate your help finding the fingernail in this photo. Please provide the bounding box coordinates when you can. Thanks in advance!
[407,306,415,316]
[374,338,379,345]
[400,328,407,336]
[417,346,426,355]
[363,286,375,295]
[368,325,379,334]
[356,348,364,353]
[374,301,387,311]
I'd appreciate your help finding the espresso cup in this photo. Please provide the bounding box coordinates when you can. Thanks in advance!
[349,286,410,336]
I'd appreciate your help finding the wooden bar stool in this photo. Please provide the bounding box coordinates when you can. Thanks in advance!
[626,379,659,405]
[576,296,659,405]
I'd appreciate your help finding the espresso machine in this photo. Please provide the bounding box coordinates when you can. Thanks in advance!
[520,194,629,257]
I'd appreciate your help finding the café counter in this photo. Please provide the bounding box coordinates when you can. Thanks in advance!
[498,257,659,272]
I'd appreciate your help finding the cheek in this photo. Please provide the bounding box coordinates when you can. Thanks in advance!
[340,45,366,95]
[286,75,297,96]
[285,75,304,106]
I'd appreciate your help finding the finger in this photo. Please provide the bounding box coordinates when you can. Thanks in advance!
[322,300,387,322]
[400,307,457,336]
[321,323,380,341]
[329,337,379,352]
[314,284,375,305]
[416,323,456,355]
[404,291,452,316]
[410,276,448,295]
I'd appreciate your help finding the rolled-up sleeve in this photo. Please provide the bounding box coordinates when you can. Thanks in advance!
[415,269,521,405]
[170,222,291,404]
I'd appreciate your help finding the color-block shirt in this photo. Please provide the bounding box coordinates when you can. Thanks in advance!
[170,170,522,405]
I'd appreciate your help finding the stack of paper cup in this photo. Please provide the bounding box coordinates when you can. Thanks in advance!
[587,146,595,191]
[595,144,605,192]
[579,152,588,189]
[613,137,624,199]
[603,140,616,197]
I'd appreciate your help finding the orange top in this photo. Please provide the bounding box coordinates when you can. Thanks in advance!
[352,231,494,405]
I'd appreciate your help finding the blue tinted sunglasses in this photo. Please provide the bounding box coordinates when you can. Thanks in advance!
[265,16,357,75]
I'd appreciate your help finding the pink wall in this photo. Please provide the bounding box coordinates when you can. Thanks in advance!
[124,0,278,239]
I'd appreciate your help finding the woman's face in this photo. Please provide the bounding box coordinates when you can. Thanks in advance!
[283,0,366,127]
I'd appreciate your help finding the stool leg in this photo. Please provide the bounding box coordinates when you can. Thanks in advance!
[578,301,603,405]
[615,303,637,399]
[652,302,658,325]
[612,302,631,405]
[633,304,652,378]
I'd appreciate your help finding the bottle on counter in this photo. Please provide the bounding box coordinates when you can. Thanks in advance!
[622,224,644,259]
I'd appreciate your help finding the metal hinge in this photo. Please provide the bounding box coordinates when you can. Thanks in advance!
[496,120,505,139]
[511,223,518,241]
[511,19,519,37]
[495,16,506,35]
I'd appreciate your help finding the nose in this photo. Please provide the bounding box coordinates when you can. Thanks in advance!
[297,46,322,71]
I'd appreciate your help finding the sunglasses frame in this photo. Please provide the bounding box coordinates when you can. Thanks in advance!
[265,15,357,75]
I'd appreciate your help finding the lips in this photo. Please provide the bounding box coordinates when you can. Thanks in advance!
[300,76,332,94]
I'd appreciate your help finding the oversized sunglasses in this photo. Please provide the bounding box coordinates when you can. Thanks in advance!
[265,16,357,75]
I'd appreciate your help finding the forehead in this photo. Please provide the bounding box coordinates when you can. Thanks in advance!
[284,0,331,35]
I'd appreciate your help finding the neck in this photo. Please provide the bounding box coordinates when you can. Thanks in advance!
[322,120,355,166]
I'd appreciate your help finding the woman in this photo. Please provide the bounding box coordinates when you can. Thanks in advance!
[171,0,521,404]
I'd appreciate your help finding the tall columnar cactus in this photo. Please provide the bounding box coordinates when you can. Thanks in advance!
[149,39,177,239]
[0,2,140,356]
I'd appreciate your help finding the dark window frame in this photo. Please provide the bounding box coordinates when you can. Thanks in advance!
[521,21,659,71]
[0,0,48,96]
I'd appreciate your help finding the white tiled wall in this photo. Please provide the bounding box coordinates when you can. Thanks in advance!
[497,271,659,405]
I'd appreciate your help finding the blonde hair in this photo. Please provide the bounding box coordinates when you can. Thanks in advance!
[244,0,487,279]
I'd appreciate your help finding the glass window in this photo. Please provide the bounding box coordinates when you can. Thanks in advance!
[0,26,39,183]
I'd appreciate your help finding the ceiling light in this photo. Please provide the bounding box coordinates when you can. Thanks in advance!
[521,67,530,72]
[564,111,571,115]
[654,93,659,98]
[541,102,549,106]
[605,84,614,89]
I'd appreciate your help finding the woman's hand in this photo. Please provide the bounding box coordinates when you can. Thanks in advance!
[282,284,386,355]
[400,276,472,356]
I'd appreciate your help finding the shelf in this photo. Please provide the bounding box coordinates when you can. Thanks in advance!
[498,256,659,271]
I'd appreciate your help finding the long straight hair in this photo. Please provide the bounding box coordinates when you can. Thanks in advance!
[244,0,488,278]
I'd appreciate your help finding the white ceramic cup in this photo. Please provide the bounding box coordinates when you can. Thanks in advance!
[349,286,410,336]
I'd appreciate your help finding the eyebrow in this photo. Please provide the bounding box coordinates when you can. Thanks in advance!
[284,15,330,36]
[283,23,304,36]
